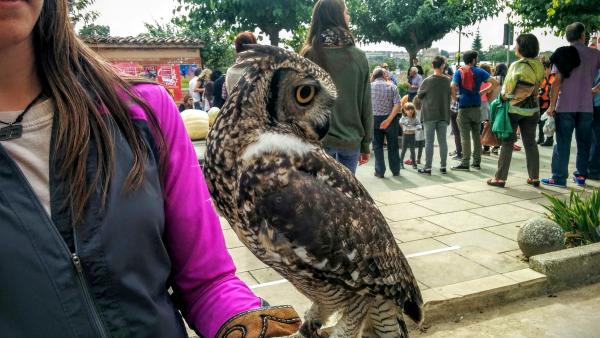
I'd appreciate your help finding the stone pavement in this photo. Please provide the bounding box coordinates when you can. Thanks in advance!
[192,134,598,336]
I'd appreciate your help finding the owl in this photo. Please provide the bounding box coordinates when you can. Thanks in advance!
[204,45,422,338]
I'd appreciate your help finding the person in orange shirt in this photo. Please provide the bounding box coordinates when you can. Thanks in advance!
[538,61,556,146]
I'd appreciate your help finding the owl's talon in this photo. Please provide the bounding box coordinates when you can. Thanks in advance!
[299,320,323,338]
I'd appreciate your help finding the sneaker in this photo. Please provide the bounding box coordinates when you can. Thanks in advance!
[392,172,400,177]
[440,167,447,174]
[412,164,418,169]
[541,137,554,147]
[541,177,566,188]
[573,175,586,187]
[404,159,413,165]
[471,163,481,170]
[451,154,463,161]
[491,147,499,154]
[418,168,432,175]
[451,164,470,171]
[449,150,458,156]
[374,172,384,179]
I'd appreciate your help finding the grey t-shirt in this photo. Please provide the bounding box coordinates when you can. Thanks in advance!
[417,74,451,123]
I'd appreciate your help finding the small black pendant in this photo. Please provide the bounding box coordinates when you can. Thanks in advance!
[0,124,23,141]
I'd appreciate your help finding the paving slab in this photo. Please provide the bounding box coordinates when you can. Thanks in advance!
[414,196,480,213]
[469,204,542,223]
[407,252,496,288]
[496,185,548,200]
[397,238,450,256]
[222,228,244,249]
[406,185,465,199]
[442,180,496,193]
[435,229,519,253]
[455,246,528,274]
[250,268,284,284]
[485,222,523,241]
[423,211,500,232]
[236,272,258,286]
[455,190,522,206]
[379,203,438,221]
[371,190,425,205]
[389,219,453,242]
[509,197,552,214]
[229,247,267,273]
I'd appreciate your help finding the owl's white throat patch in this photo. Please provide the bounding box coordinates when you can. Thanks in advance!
[241,132,317,161]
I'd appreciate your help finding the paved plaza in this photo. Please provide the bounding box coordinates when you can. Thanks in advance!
[191,135,598,337]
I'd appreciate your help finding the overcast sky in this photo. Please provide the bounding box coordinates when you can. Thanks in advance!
[92,0,569,53]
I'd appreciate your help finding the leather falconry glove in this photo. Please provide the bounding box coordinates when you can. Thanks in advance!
[216,305,302,338]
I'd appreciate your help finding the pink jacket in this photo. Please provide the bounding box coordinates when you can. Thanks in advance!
[129,84,261,337]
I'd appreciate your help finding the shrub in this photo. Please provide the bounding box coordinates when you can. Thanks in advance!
[543,189,600,247]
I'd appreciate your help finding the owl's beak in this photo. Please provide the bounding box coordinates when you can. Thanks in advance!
[314,117,330,140]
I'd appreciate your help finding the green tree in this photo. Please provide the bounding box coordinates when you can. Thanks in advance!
[484,45,516,64]
[472,29,484,59]
[142,20,235,72]
[174,0,315,46]
[78,23,110,37]
[282,25,309,53]
[68,0,98,26]
[509,0,600,35]
[347,0,503,62]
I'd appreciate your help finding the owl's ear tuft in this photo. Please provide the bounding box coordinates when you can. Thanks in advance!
[266,69,286,123]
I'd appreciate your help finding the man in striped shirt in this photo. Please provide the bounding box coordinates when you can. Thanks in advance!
[371,67,402,178]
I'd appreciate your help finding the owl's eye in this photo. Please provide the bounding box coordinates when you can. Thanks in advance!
[295,85,316,106]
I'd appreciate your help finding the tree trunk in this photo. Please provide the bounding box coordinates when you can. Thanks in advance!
[267,29,280,46]
[406,48,418,67]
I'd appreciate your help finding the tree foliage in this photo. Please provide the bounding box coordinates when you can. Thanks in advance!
[141,20,235,72]
[484,45,516,63]
[509,0,600,35]
[347,0,503,61]
[174,0,315,46]
[68,0,99,26]
[472,29,483,59]
[78,23,110,37]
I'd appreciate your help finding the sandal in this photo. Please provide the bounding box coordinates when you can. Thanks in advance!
[486,178,506,188]
[527,178,540,187]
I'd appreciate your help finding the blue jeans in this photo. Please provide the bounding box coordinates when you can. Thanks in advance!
[551,112,593,184]
[325,147,361,174]
[373,115,400,175]
[193,102,202,110]
[589,106,600,179]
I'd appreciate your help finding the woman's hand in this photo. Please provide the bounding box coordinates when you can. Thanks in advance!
[546,105,555,117]
[359,153,370,165]
[379,118,392,129]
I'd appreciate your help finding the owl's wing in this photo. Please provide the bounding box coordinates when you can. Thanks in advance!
[238,149,422,322]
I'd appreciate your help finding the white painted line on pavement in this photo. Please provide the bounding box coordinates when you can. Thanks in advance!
[405,245,461,258]
[248,245,461,290]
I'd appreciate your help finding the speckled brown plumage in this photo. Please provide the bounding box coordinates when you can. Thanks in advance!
[204,45,422,338]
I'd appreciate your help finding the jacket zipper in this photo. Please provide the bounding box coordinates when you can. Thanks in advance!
[72,230,110,338]
[0,151,109,338]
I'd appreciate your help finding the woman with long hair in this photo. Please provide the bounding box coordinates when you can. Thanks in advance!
[300,0,373,174]
[0,1,300,337]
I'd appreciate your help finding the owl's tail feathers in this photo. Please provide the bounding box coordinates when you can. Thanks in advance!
[403,299,424,324]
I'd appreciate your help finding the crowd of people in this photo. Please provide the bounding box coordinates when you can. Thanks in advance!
[367,23,600,189]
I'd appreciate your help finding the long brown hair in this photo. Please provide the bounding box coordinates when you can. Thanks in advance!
[300,0,352,68]
[35,1,166,223]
